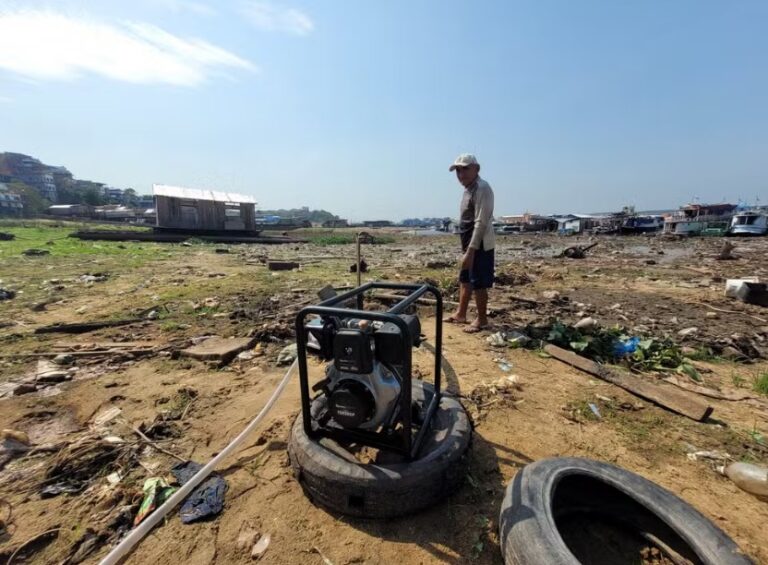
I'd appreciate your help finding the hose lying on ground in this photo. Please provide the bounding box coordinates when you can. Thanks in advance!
[99,358,298,565]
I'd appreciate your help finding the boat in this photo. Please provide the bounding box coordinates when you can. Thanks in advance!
[662,203,736,236]
[619,215,663,235]
[728,208,768,236]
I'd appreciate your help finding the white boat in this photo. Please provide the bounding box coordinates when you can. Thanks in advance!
[663,203,736,235]
[729,209,768,236]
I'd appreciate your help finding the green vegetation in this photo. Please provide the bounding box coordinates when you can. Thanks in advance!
[685,346,721,362]
[6,181,51,215]
[0,222,157,261]
[753,372,768,396]
[301,231,396,245]
[544,320,700,378]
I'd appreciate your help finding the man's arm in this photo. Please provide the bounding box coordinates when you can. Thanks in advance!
[468,184,494,250]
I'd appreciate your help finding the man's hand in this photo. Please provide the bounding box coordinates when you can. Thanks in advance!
[460,248,475,271]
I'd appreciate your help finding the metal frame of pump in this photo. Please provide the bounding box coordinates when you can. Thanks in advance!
[295,282,443,460]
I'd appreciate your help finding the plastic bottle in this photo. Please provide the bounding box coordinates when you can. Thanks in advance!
[723,462,768,498]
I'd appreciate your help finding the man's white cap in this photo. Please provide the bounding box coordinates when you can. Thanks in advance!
[449,153,479,171]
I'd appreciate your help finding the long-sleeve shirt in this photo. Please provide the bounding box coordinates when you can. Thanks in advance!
[459,176,495,252]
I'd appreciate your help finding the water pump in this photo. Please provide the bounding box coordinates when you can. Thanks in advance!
[295,282,443,460]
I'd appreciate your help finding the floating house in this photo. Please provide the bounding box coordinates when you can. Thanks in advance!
[153,184,258,232]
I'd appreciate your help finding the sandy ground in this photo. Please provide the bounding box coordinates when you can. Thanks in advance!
[1,228,767,564]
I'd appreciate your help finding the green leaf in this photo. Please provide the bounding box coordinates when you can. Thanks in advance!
[570,339,590,352]
[678,363,702,382]
[638,339,654,350]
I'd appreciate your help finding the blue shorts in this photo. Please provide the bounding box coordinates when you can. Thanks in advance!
[459,247,495,290]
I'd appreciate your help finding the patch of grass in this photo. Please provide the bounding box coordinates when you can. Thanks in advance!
[753,372,768,396]
[0,225,167,265]
[686,347,721,362]
[160,321,183,332]
[732,373,747,388]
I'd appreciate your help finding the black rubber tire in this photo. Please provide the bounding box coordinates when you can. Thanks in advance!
[499,457,753,565]
[288,380,471,518]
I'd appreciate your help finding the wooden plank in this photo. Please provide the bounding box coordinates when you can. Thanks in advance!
[34,319,145,334]
[543,344,713,421]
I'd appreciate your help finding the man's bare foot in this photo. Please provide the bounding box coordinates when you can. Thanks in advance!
[463,321,489,333]
[444,315,468,325]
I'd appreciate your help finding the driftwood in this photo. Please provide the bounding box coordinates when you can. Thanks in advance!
[544,344,713,421]
[558,242,598,259]
[34,319,144,335]
[0,348,157,360]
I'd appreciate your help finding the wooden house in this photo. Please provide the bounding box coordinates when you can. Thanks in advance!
[153,184,258,232]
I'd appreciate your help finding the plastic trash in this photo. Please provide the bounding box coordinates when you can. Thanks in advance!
[724,278,759,298]
[723,462,768,498]
[613,337,640,357]
[134,478,176,526]
[171,460,228,523]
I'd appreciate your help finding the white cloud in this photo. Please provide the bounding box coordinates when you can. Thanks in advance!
[240,1,313,35]
[0,10,255,86]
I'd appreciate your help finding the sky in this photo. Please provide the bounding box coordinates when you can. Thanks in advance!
[0,0,766,221]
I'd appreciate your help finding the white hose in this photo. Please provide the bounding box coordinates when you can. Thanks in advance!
[99,358,298,565]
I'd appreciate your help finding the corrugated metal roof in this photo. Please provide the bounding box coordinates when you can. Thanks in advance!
[152,184,257,204]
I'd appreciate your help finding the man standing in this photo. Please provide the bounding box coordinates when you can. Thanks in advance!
[445,153,495,333]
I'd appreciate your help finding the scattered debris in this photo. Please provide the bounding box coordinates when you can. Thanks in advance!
[686,450,731,462]
[34,318,144,334]
[36,359,71,383]
[486,331,530,348]
[79,273,109,284]
[3,528,60,564]
[731,282,768,307]
[237,524,260,552]
[426,260,452,269]
[22,248,50,256]
[0,287,15,300]
[558,242,598,259]
[544,344,713,421]
[267,261,299,271]
[349,259,368,273]
[251,533,271,560]
[53,353,75,365]
[41,436,136,498]
[722,462,768,498]
[716,241,736,260]
[180,336,257,365]
[494,271,534,286]
[1,430,31,471]
[573,317,598,330]
[134,478,177,526]
[171,460,228,523]
[277,343,298,365]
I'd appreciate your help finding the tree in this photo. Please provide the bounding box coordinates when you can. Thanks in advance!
[8,181,50,216]
[82,187,106,206]
[122,188,139,206]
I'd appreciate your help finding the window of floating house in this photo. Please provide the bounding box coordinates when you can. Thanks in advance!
[225,203,242,218]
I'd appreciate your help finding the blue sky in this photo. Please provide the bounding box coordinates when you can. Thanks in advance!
[1,1,766,220]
